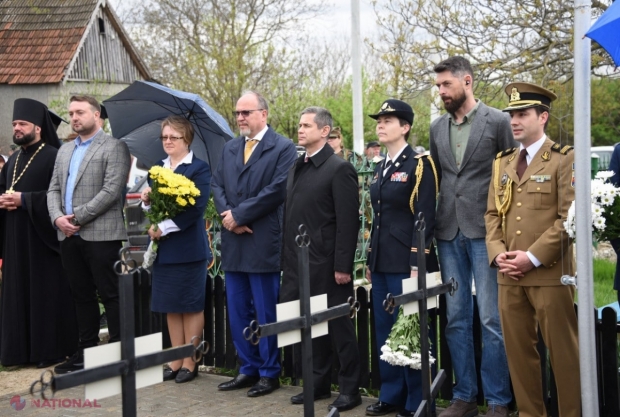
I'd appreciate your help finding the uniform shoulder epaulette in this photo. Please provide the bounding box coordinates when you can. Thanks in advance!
[495,147,517,159]
[414,153,428,159]
[551,143,573,154]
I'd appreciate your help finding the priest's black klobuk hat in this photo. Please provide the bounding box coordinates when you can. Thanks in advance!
[13,98,61,148]
[100,103,108,120]
[368,99,414,125]
[47,109,68,131]
[502,82,557,112]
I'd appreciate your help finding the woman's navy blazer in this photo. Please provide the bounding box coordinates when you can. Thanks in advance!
[151,156,212,265]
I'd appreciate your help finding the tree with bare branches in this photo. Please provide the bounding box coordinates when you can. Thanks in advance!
[370,0,614,102]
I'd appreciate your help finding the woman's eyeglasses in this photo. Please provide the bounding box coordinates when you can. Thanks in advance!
[160,136,183,142]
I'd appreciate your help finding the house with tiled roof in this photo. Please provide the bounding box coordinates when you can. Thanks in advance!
[0,0,152,148]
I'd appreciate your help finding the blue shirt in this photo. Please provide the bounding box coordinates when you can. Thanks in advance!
[65,130,99,216]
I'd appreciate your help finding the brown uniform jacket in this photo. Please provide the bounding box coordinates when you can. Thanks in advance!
[485,138,575,286]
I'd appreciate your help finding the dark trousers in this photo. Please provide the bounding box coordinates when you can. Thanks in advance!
[224,271,281,378]
[309,315,360,395]
[371,272,437,412]
[60,236,122,350]
[611,238,620,305]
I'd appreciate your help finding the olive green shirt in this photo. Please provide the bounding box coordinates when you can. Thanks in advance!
[449,100,480,167]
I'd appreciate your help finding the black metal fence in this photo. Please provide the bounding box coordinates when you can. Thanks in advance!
[130,270,620,416]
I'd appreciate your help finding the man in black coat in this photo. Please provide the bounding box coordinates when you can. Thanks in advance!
[280,106,361,412]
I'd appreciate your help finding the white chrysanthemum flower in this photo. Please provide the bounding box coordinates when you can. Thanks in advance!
[601,195,614,206]
[398,345,409,351]
[594,217,606,230]
[596,170,615,180]
[592,204,604,216]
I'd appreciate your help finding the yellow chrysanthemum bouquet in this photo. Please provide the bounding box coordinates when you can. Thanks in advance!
[142,165,201,268]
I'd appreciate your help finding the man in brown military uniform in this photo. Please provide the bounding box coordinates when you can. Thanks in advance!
[484,82,580,417]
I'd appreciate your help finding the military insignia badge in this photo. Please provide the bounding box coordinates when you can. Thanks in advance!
[530,175,551,182]
[510,87,520,102]
[381,102,396,112]
[371,174,378,185]
[391,172,408,182]
[508,153,516,162]
[541,151,550,161]
[501,173,508,185]
[395,162,400,168]
[571,171,575,188]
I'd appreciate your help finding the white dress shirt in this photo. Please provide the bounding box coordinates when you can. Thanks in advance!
[143,151,194,236]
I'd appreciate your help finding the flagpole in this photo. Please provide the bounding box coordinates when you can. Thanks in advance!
[351,0,364,155]
[573,0,599,415]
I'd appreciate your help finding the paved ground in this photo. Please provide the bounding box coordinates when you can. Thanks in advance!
[0,372,385,417]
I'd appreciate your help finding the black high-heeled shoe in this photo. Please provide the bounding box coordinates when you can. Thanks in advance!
[163,366,180,381]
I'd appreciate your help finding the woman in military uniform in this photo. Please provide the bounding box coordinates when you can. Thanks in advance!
[365,99,440,417]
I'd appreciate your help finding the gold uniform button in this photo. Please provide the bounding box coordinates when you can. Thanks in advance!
[516,216,521,221]
[517,202,522,207]
[516,230,522,235]
[536,187,541,191]
[517,188,522,193]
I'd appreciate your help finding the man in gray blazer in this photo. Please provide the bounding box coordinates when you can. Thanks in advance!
[429,57,515,417]
[48,95,130,374]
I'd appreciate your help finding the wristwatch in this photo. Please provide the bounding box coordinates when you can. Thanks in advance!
[70,217,80,226]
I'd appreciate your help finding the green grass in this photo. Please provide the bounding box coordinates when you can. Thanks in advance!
[593,258,617,308]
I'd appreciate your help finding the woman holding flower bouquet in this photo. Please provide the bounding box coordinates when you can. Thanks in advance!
[141,115,212,384]
[365,100,440,417]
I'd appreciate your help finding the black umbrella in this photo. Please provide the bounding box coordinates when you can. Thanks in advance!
[103,81,235,171]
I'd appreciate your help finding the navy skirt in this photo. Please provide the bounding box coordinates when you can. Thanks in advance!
[151,259,208,313]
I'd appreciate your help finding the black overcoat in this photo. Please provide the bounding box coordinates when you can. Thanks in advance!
[279,145,360,306]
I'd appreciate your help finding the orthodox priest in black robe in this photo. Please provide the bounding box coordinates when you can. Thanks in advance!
[0,98,78,367]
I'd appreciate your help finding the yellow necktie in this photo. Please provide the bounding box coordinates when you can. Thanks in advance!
[244,139,258,164]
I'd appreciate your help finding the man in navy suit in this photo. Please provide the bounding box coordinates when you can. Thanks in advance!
[212,91,297,397]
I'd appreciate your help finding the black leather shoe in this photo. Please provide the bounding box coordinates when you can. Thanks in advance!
[291,390,332,404]
[366,401,398,416]
[163,366,180,381]
[396,410,435,417]
[175,367,196,383]
[217,374,259,391]
[54,351,84,374]
[247,377,280,397]
[36,358,64,369]
[328,393,363,412]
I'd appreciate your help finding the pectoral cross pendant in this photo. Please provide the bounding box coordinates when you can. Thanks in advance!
[6,188,14,194]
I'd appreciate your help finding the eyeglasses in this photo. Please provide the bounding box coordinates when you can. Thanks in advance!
[160,135,184,142]
[233,109,264,118]
[327,136,340,141]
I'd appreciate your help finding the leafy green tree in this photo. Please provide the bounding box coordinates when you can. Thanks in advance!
[591,78,620,146]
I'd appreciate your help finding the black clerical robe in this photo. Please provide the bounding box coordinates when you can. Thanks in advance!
[0,141,78,366]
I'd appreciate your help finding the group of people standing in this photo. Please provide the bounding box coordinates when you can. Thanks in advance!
[0,54,581,417]
[0,95,131,376]
[210,56,581,417]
